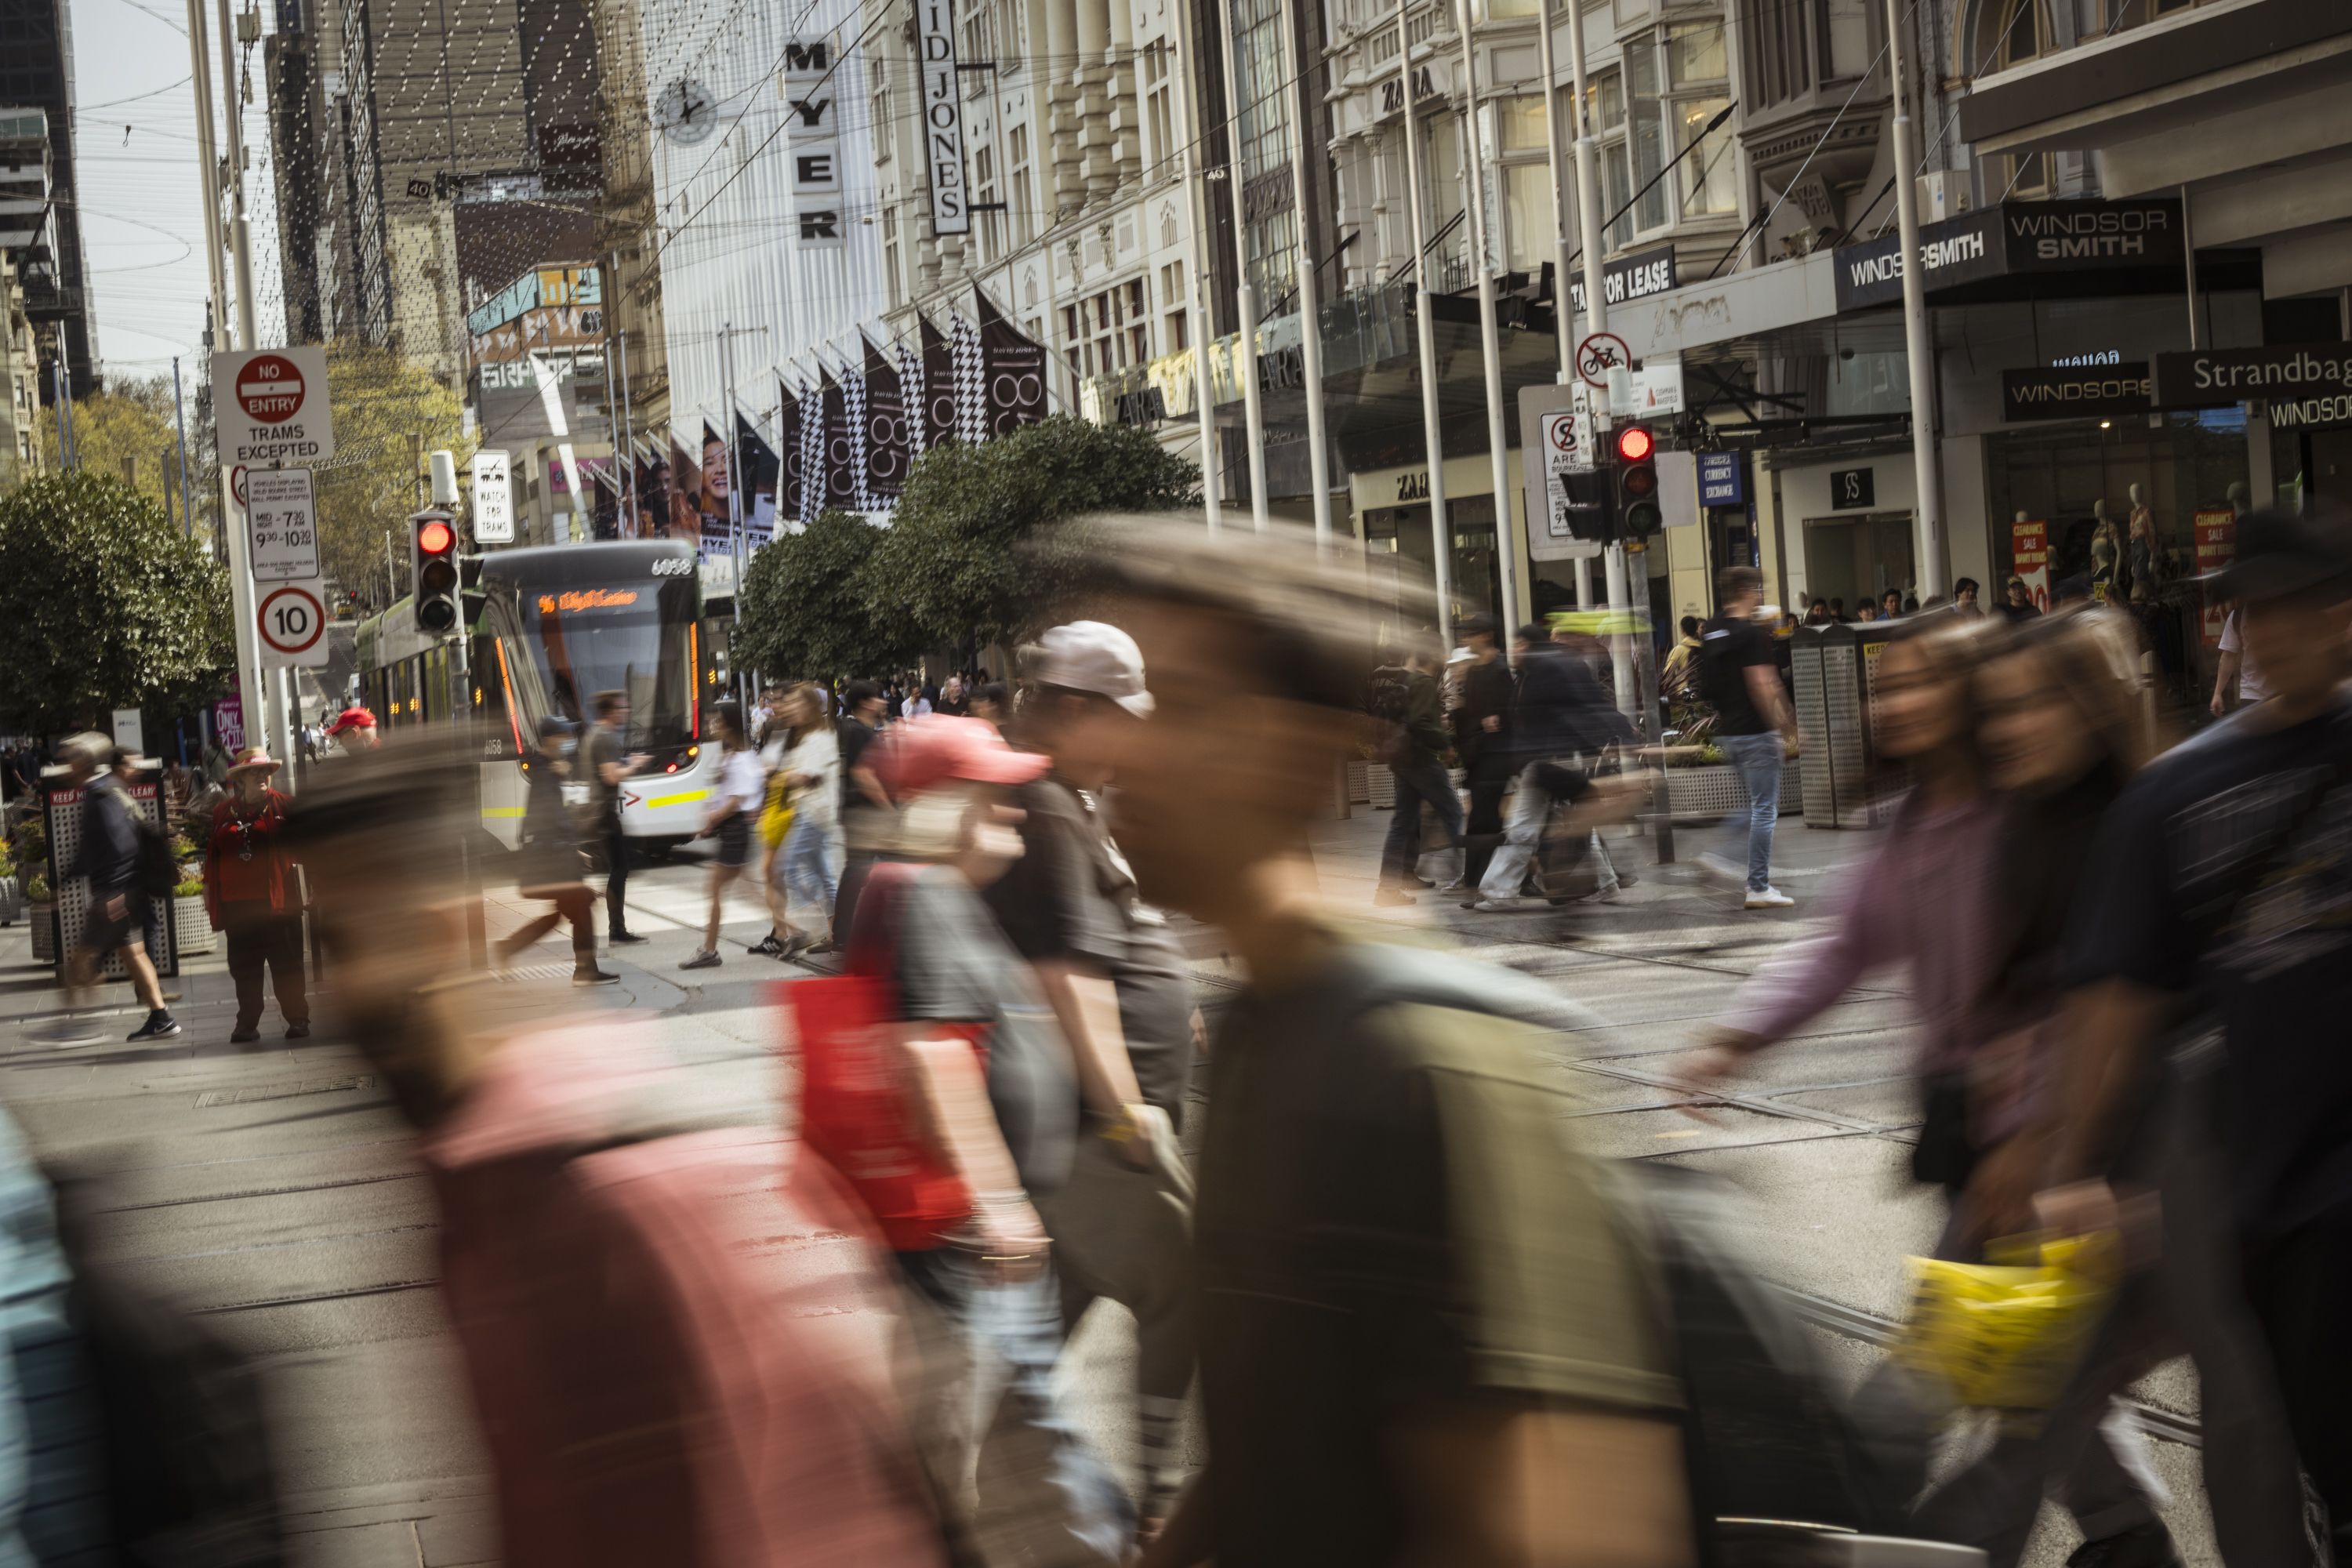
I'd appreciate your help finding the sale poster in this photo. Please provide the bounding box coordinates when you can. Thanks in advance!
[2194,509,2237,645]
[2010,517,2050,613]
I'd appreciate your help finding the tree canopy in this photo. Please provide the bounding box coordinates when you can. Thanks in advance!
[734,418,1198,681]
[0,472,234,731]
[312,339,474,612]
[37,377,198,521]
[867,416,1197,650]
[735,510,925,682]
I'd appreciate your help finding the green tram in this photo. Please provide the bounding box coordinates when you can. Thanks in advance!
[354,539,730,849]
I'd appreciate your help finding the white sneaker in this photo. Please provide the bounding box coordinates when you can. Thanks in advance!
[1472,898,1524,913]
[1744,886,1795,909]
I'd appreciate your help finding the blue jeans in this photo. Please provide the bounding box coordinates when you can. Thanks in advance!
[779,813,839,916]
[896,1247,1133,1562]
[1717,733,1783,893]
[1380,764,1465,887]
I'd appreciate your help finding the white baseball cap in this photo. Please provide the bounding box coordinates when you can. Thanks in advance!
[1035,620,1155,717]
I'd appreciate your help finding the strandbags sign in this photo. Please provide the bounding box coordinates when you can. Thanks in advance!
[1834,198,2183,313]
[212,345,335,465]
[2151,344,2352,412]
[916,0,968,235]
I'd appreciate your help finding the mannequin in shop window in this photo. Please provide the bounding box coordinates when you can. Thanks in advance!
[2127,482,2155,596]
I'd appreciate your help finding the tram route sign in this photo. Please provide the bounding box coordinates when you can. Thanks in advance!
[211,345,336,466]
[256,582,329,669]
[245,466,320,581]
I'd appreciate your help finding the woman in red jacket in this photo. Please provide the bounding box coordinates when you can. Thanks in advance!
[206,746,310,1043]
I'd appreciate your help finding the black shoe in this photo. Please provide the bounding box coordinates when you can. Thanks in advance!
[285,1023,310,1039]
[229,1027,260,1044]
[609,930,650,946]
[749,931,785,957]
[1407,875,1433,887]
[2066,1522,2181,1568]
[128,1011,181,1042]
[573,967,622,985]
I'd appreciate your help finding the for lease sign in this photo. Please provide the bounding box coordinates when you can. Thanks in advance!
[211,345,336,465]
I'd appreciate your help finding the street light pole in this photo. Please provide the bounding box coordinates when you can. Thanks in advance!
[1276,0,1332,553]
[1169,15,1222,532]
[1455,0,1523,629]
[1217,0,1272,530]
[1392,27,1452,627]
[1883,0,1944,597]
[215,0,256,351]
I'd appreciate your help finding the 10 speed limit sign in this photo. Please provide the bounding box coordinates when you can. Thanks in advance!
[256,583,329,668]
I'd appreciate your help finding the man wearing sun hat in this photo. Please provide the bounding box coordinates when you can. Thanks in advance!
[206,746,310,1043]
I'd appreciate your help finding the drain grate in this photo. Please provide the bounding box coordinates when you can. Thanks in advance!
[194,1075,376,1108]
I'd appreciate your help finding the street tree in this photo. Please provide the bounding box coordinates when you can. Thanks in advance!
[0,471,234,732]
[736,509,923,682]
[34,377,197,518]
[868,415,1197,649]
[310,339,473,611]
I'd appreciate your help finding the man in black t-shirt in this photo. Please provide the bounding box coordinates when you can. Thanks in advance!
[2039,508,2352,1559]
[983,619,1198,1529]
[586,691,651,943]
[1696,565,1799,909]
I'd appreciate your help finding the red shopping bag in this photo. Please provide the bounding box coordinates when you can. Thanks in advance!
[784,863,985,1250]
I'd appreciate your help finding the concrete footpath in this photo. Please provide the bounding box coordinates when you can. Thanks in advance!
[0,801,2220,1567]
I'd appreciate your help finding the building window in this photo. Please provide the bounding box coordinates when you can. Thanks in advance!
[975,144,999,262]
[1161,259,1188,350]
[1144,43,1174,178]
[884,206,902,309]
[1984,0,2048,69]
[1821,0,1870,78]
[1065,281,1149,378]
[1009,123,1034,245]
[1233,0,1298,299]
[1675,97,1737,216]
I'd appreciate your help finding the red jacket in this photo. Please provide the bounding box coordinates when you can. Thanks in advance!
[205,789,295,925]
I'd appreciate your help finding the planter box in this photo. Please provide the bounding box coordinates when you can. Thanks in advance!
[1345,759,1370,803]
[0,875,20,925]
[172,895,214,956]
[29,906,56,964]
[1665,764,1748,822]
[1367,767,1397,808]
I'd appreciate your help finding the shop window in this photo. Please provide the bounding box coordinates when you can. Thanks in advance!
[1504,163,1555,272]
[1497,95,1549,151]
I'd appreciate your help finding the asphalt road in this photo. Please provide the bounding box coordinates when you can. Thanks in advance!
[0,804,2219,1566]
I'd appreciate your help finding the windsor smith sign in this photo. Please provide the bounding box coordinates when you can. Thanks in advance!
[1834,198,2183,312]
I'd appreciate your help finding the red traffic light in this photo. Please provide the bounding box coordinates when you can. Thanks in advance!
[1615,425,1655,463]
[417,518,455,554]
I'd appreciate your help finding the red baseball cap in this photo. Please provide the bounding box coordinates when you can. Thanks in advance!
[869,715,1050,796]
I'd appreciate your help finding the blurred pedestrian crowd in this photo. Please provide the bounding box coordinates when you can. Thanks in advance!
[0,508,2347,1568]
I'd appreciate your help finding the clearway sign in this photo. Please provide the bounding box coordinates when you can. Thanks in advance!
[212,345,336,466]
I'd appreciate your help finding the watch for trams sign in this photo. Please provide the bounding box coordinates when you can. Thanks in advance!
[211,344,336,466]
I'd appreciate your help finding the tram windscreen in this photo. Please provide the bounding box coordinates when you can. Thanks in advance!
[483,576,699,753]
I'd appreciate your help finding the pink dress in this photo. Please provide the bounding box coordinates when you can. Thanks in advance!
[423,1018,947,1568]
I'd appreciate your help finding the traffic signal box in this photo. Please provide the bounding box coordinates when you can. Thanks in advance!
[411,510,462,633]
[1564,421,1665,544]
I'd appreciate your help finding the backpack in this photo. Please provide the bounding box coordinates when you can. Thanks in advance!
[1365,665,1417,765]
[1313,945,1908,1554]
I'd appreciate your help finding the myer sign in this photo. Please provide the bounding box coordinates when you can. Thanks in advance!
[1835,198,2183,312]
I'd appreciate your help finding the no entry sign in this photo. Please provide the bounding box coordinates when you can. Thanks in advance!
[212,344,335,466]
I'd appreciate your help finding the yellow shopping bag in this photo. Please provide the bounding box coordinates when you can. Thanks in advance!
[1891,1231,2119,1410]
[760,771,795,849]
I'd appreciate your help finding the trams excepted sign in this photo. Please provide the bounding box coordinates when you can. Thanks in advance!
[212,345,336,466]
[256,583,328,668]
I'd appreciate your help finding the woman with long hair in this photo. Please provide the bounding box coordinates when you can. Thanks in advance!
[679,701,764,971]
[1682,608,2173,1566]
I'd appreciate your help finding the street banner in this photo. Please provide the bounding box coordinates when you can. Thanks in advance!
[842,361,871,510]
[777,381,805,524]
[820,369,858,510]
[921,314,958,451]
[976,292,1047,437]
[632,443,662,540]
[862,336,910,505]
[698,422,732,559]
[667,430,702,550]
[950,310,985,445]
[800,373,827,520]
[735,411,778,548]
[897,337,927,457]
[212,344,336,466]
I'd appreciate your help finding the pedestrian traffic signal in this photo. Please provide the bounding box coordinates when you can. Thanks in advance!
[1615,425,1662,537]
[411,509,462,633]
